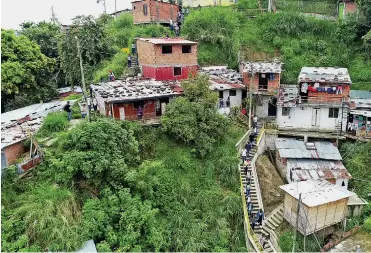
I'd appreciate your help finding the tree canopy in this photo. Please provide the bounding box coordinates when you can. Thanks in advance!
[162,74,229,157]
[1,29,57,112]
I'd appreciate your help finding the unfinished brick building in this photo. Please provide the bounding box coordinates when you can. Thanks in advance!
[137,38,198,81]
[240,61,283,118]
[132,0,179,24]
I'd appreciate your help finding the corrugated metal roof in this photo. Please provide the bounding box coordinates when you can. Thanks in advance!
[287,159,351,181]
[280,180,355,207]
[298,67,351,84]
[350,90,371,99]
[242,61,283,73]
[137,38,197,45]
[276,138,342,160]
[200,66,245,90]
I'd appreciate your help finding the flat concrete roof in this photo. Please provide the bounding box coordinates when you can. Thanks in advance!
[137,38,197,45]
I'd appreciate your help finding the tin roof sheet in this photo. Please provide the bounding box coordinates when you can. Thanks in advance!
[287,159,351,181]
[298,67,351,84]
[276,138,342,160]
[280,180,355,207]
[242,61,283,73]
[200,66,245,90]
[350,90,371,99]
[137,38,197,45]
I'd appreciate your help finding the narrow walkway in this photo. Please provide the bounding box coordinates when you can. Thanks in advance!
[239,121,275,252]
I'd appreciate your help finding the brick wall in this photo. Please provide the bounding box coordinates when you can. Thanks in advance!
[142,65,198,80]
[132,0,178,24]
[137,41,198,66]
[132,0,151,24]
[153,44,198,65]
[4,141,25,166]
[149,0,178,23]
[137,39,156,65]
[243,72,281,94]
[304,83,350,104]
[112,100,156,121]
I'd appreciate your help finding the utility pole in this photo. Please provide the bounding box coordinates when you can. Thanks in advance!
[51,6,58,23]
[115,0,117,13]
[248,66,253,129]
[97,0,107,14]
[292,193,302,253]
[75,36,90,122]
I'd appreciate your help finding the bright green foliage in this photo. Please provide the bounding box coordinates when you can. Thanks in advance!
[357,0,371,26]
[58,15,115,86]
[93,52,127,82]
[48,118,139,188]
[81,188,163,251]
[162,75,228,157]
[38,112,69,136]
[276,0,337,16]
[64,93,83,101]
[341,141,371,198]
[279,231,323,252]
[364,217,371,232]
[1,29,57,112]
[182,7,240,67]
[2,183,83,252]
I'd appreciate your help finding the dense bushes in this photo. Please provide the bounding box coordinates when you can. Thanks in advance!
[38,112,69,136]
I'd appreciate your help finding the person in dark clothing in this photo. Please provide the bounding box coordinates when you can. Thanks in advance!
[226,96,230,107]
[127,55,132,68]
[90,85,93,97]
[256,209,264,226]
[245,183,251,196]
[250,219,256,230]
[137,106,143,120]
[245,141,252,156]
[249,133,255,144]
[63,101,72,121]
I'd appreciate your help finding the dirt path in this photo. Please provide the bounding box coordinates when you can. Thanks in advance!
[256,153,285,214]
[329,229,371,252]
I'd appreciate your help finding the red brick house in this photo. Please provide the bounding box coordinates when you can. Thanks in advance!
[91,79,183,122]
[240,61,283,118]
[137,38,198,81]
[132,0,179,24]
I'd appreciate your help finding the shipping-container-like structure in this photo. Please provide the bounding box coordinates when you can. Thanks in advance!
[136,38,198,81]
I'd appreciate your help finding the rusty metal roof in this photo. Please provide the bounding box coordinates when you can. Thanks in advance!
[200,66,245,91]
[298,67,351,84]
[276,138,342,160]
[287,159,352,181]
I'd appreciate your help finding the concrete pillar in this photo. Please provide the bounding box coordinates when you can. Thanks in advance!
[304,135,308,142]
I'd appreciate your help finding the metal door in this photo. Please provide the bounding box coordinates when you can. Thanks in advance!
[311,108,320,126]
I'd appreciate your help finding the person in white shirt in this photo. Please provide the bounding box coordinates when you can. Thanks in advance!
[253,115,258,128]
[87,97,91,112]
[241,148,247,165]
[93,96,98,112]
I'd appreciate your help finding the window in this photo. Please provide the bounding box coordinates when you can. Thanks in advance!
[328,108,339,118]
[174,67,181,76]
[282,107,290,116]
[229,90,236,96]
[143,4,148,15]
[133,6,136,10]
[182,45,192,53]
[162,45,172,54]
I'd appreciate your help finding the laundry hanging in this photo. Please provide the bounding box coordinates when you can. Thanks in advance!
[301,83,308,93]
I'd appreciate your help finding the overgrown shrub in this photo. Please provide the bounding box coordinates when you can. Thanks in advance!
[364,217,371,232]
[38,111,69,136]
[64,93,83,101]
[279,231,294,252]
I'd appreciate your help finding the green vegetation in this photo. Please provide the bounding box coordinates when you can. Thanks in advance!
[276,0,337,16]
[1,30,57,112]
[339,2,345,19]
[2,77,246,251]
[64,93,83,101]
[279,231,323,252]
[38,112,69,136]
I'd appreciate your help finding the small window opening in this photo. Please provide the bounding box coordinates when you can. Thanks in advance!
[174,67,181,76]
[182,45,192,53]
[162,45,172,54]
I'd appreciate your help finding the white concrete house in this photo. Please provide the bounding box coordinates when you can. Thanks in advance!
[277,67,351,133]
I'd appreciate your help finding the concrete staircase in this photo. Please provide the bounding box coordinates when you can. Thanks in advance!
[240,122,275,253]
[262,204,284,237]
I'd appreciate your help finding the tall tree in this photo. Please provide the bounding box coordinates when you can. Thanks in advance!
[162,74,228,157]
[58,15,115,86]
[1,29,57,112]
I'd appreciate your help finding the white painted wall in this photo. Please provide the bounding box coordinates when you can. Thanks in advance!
[255,98,269,118]
[222,89,243,107]
[277,106,347,132]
